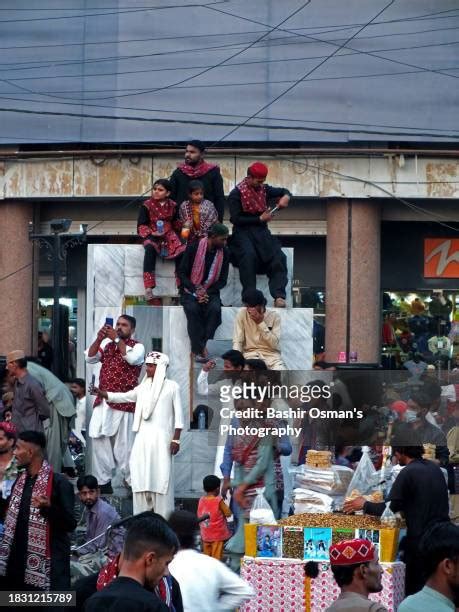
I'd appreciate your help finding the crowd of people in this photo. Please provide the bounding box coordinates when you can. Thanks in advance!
[0,141,458,610]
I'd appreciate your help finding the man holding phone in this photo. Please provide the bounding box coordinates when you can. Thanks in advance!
[228,162,290,308]
[85,315,145,493]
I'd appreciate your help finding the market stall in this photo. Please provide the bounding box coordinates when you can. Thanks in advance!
[241,514,405,612]
[239,450,406,611]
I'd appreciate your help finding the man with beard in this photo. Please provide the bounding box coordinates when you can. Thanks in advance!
[344,430,450,595]
[228,162,290,307]
[70,475,123,581]
[0,430,76,591]
[178,223,230,363]
[169,140,225,222]
[94,352,183,518]
[325,539,387,612]
[85,315,145,494]
[399,521,459,611]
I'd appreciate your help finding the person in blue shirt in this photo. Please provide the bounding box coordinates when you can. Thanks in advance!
[398,521,459,612]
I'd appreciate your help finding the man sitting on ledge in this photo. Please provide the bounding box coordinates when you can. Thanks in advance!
[228,162,290,307]
[178,224,230,363]
[233,289,286,370]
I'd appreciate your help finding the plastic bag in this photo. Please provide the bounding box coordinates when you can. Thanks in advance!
[380,502,397,528]
[249,487,276,525]
[290,464,354,496]
[345,446,381,501]
[292,488,334,514]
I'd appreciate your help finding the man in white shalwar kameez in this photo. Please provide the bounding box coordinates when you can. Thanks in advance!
[85,315,145,492]
[95,351,183,518]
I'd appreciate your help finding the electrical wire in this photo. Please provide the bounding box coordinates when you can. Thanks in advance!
[2,39,457,90]
[0,5,457,50]
[203,4,459,90]
[0,1,229,23]
[1,93,458,141]
[306,161,459,232]
[1,105,459,140]
[2,62,459,108]
[1,37,457,113]
[210,0,398,143]
[2,22,458,71]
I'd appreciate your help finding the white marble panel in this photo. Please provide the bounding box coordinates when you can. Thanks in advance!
[93,245,126,307]
[90,244,293,303]
[174,460,192,495]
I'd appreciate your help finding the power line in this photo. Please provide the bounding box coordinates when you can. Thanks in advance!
[1,92,458,137]
[2,62,459,104]
[302,160,459,232]
[0,5,457,51]
[0,1,228,24]
[1,104,459,140]
[211,0,398,143]
[1,38,457,111]
[2,22,458,71]
[65,1,313,103]
[204,4,459,92]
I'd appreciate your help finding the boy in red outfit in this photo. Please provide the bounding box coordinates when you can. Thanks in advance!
[197,475,232,560]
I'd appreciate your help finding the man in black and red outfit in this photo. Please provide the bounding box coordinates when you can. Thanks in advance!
[228,162,291,307]
[85,315,145,494]
[169,140,225,222]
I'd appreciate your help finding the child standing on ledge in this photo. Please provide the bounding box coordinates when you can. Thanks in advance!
[197,475,232,560]
[137,178,185,302]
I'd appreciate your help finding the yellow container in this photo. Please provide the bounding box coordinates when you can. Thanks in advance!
[244,523,258,557]
[379,528,399,562]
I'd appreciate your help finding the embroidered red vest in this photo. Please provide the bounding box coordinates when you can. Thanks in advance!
[94,339,141,413]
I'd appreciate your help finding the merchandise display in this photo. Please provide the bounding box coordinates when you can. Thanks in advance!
[240,556,406,612]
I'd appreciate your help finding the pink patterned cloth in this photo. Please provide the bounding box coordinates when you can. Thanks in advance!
[240,557,305,611]
[189,237,224,291]
[237,178,268,214]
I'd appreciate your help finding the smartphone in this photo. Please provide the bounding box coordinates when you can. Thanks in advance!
[270,205,279,215]
[105,317,114,327]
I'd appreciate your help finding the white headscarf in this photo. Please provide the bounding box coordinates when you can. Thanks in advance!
[133,351,170,432]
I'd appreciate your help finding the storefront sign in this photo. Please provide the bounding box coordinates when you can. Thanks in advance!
[424,238,459,278]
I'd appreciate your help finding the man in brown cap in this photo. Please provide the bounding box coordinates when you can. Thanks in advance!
[6,350,51,434]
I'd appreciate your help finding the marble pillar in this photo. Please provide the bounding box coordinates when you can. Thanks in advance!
[0,202,35,355]
[325,199,381,364]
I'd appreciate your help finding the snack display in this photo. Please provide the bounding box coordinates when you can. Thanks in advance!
[305,450,332,468]
[279,512,384,530]
[345,488,384,503]
[282,526,304,559]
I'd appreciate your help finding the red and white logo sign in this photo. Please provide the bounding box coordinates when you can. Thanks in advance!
[424,238,459,278]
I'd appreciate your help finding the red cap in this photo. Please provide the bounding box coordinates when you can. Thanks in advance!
[248,162,268,179]
[329,539,376,566]
[391,400,407,416]
[0,421,17,439]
